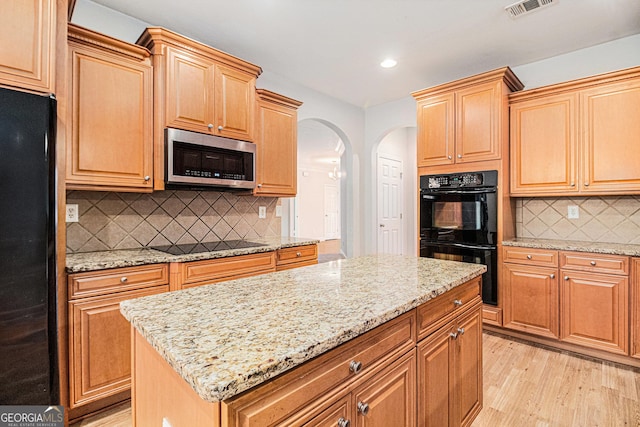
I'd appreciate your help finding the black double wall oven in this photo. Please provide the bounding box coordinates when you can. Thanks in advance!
[419,170,498,305]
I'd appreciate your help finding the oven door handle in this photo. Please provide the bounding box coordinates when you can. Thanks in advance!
[450,242,496,251]
[421,188,496,195]
[422,241,497,251]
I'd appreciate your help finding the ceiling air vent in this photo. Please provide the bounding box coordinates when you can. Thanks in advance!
[505,0,558,18]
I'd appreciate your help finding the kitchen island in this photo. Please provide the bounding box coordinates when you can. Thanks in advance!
[120,255,486,426]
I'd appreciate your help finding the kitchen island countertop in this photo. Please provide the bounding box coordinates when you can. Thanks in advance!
[66,236,320,273]
[120,254,486,402]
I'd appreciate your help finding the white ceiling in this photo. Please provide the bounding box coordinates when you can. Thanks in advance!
[87,0,640,108]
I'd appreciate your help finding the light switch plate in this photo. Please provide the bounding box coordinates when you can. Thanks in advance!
[258,206,267,219]
[66,204,79,222]
[567,205,579,219]
[275,205,282,217]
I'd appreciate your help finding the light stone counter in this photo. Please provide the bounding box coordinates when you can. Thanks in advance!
[66,236,320,273]
[503,238,640,257]
[120,255,486,402]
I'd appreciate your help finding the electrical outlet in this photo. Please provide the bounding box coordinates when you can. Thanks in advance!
[258,206,267,219]
[66,204,79,222]
[275,205,282,217]
[567,205,579,219]
[162,418,173,427]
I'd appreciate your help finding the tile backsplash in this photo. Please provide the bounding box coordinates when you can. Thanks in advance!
[66,190,281,253]
[516,196,640,244]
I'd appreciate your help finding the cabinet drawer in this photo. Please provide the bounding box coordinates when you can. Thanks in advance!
[180,251,276,288]
[276,245,318,267]
[560,251,629,275]
[68,264,169,299]
[503,247,558,267]
[222,311,415,427]
[417,277,481,340]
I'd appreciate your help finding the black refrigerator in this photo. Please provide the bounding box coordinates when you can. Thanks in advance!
[0,87,58,404]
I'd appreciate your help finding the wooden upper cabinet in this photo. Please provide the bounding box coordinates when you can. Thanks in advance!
[509,66,640,196]
[66,24,154,192]
[632,258,640,359]
[412,67,523,168]
[510,93,578,195]
[0,0,55,92]
[254,89,303,197]
[581,78,640,193]
[138,27,262,190]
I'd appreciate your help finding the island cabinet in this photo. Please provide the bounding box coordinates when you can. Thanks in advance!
[137,27,262,190]
[0,0,56,93]
[67,263,169,419]
[66,24,154,192]
[509,66,640,196]
[411,67,523,168]
[254,89,303,197]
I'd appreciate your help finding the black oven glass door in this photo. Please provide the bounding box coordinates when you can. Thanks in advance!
[420,189,497,245]
[420,242,497,306]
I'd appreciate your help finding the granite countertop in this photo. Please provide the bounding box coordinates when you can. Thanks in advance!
[503,238,640,257]
[120,255,486,403]
[66,236,320,273]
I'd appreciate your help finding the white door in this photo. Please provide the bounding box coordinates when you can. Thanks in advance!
[377,156,403,254]
[324,184,340,239]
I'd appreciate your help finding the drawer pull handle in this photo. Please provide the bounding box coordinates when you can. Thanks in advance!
[457,327,465,335]
[207,123,214,129]
[120,277,128,283]
[564,276,569,281]
[349,360,363,374]
[590,261,596,266]
[550,273,555,279]
[296,252,302,257]
[337,418,351,427]
[453,299,463,307]
[450,331,458,339]
[357,402,370,415]
[527,255,532,260]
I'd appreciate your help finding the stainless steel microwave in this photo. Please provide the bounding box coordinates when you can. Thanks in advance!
[165,128,256,190]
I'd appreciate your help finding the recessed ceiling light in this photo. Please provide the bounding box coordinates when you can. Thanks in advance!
[380,58,397,68]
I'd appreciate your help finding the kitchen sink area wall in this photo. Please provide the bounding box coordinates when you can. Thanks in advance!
[516,196,640,244]
[66,190,281,253]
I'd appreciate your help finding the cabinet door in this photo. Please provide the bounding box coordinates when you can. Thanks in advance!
[455,81,500,163]
[67,44,153,190]
[632,258,640,359]
[215,64,255,141]
[303,394,352,427]
[417,323,454,427]
[0,0,54,92]
[453,305,482,427]
[416,93,455,167]
[353,351,416,427]
[502,263,560,339]
[581,78,640,193]
[510,93,578,195]
[560,271,628,354]
[255,98,297,196]
[165,47,215,133]
[69,286,168,408]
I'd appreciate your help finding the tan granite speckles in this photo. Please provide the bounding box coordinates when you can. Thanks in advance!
[120,255,485,403]
[503,238,640,256]
[66,236,320,273]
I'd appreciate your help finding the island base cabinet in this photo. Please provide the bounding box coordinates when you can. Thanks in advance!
[418,302,482,427]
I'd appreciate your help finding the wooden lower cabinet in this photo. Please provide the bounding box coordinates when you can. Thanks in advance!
[417,303,482,427]
[502,263,559,339]
[276,244,318,271]
[68,285,168,410]
[632,258,640,359]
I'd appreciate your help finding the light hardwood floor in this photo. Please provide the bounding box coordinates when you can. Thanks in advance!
[71,332,640,427]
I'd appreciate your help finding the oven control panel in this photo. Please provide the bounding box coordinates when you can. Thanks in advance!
[425,172,485,189]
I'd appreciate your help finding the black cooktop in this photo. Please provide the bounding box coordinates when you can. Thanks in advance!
[150,240,267,255]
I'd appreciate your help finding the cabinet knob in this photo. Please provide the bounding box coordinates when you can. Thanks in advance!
[296,252,302,257]
[590,261,596,266]
[550,273,555,279]
[453,299,463,307]
[120,277,128,283]
[218,125,224,131]
[457,327,465,335]
[448,155,452,160]
[527,255,532,260]
[357,402,370,415]
[337,418,351,427]
[349,360,363,374]
[144,175,150,182]
[449,331,458,339]
[584,182,590,186]
[207,123,214,129]
[257,184,262,188]
[570,182,575,187]
[564,276,569,281]
[457,154,462,159]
